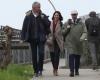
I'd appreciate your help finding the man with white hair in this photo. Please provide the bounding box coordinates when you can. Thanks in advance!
[62,10,87,77]
[21,1,50,77]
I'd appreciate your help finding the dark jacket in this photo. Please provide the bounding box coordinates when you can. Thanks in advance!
[21,10,50,42]
[85,17,100,42]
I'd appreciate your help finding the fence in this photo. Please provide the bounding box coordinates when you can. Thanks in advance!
[0,26,50,64]
[1,26,99,67]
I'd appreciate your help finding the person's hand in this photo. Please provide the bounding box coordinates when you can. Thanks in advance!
[80,38,87,42]
[84,38,87,41]
[67,25,71,28]
[68,19,72,25]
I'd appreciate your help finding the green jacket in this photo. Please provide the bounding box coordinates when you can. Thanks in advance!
[62,19,87,55]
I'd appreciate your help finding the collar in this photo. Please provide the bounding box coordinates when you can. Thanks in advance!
[72,19,77,23]
[72,18,81,24]
[32,11,38,17]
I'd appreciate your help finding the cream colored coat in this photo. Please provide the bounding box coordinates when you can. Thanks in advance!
[47,21,64,52]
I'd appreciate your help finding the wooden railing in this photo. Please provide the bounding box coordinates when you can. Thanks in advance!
[0,26,50,64]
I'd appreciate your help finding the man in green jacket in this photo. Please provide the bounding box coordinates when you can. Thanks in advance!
[62,10,87,77]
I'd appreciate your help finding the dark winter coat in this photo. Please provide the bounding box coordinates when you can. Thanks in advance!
[85,17,100,42]
[21,10,50,42]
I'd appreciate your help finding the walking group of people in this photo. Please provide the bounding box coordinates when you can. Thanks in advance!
[21,1,100,78]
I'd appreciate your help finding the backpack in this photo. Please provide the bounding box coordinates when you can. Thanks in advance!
[87,17,100,36]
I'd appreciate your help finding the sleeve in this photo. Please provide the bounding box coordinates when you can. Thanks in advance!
[85,19,89,30]
[21,16,29,40]
[80,23,87,41]
[62,21,71,37]
[41,14,51,35]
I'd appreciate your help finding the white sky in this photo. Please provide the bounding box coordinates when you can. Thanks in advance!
[0,0,100,29]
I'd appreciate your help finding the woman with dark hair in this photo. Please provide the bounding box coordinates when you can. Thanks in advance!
[47,11,64,76]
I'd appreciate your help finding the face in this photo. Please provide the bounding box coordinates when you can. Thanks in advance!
[53,13,60,21]
[32,4,40,13]
[71,14,78,20]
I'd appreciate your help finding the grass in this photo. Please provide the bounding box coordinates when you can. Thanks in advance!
[0,64,33,80]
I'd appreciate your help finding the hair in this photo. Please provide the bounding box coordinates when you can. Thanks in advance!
[52,11,63,21]
[89,11,96,17]
[32,1,40,7]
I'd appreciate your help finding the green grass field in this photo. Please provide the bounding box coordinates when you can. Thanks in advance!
[0,64,33,80]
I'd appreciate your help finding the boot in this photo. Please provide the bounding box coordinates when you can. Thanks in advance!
[53,69,58,76]
[38,71,42,76]
[75,69,79,75]
[92,65,98,70]
[69,71,74,77]
[75,71,79,75]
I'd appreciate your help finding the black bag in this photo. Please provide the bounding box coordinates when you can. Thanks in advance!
[88,17,100,36]
[90,26,98,36]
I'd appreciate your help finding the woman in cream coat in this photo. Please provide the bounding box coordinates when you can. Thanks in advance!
[47,11,64,76]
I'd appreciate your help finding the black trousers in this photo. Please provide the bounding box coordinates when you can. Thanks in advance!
[50,39,60,70]
[30,39,45,73]
[69,54,81,73]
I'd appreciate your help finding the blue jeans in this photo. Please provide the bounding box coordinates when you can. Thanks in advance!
[30,39,45,73]
[69,54,81,73]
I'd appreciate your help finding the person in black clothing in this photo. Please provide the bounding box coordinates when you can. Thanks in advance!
[85,11,100,70]
[21,2,50,77]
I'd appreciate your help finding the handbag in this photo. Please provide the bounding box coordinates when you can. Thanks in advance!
[46,35,53,46]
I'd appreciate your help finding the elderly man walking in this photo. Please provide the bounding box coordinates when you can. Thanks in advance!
[21,2,50,77]
[62,10,87,77]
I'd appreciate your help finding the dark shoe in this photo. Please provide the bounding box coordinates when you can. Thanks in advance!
[75,72,79,75]
[38,71,42,76]
[34,73,38,77]
[55,70,58,76]
[69,72,74,77]
[93,65,98,70]
[53,69,58,76]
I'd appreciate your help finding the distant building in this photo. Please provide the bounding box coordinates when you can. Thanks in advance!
[0,26,21,43]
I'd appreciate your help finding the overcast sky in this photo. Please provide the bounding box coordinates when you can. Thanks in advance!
[0,0,100,29]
